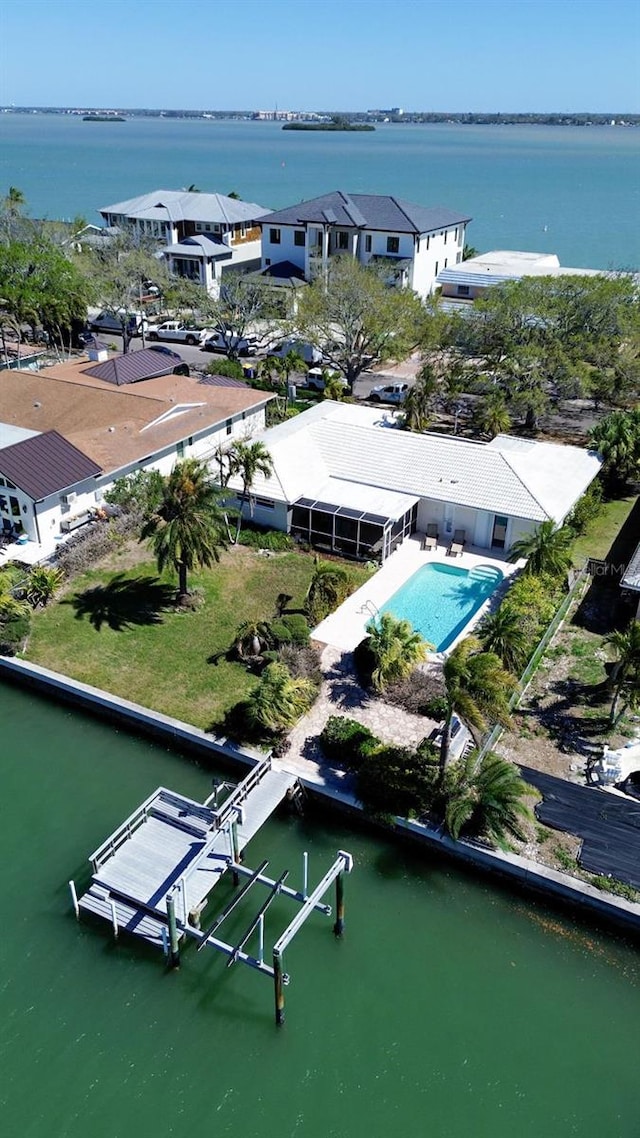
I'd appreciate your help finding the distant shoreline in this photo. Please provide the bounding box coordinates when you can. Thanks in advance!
[283,122,375,132]
[2,107,638,127]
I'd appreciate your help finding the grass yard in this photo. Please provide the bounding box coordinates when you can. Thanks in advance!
[25,545,372,731]
[571,492,638,566]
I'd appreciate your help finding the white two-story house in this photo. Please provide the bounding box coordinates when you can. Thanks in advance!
[99,189,271,297]
[258,191,471,299]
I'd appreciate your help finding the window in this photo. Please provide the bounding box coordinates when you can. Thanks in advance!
[337,231,349,250]
[456,251,462,263]
[425,235,430,250]
[387,236,400,254]
[434,261,439,275]
[457,284,470,296]
[176,440,185,458]
[455,228,458,242]
[255,498,275,509]
[444,258,448,268]
[294,230,305,247]
[265,258,271,266]
[444,230,448,244]
[365,234,372,253]
[270,228,281,245]
[226,418,233,436]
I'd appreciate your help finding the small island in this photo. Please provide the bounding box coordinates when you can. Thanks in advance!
[83,114,126,122]
[283,116,374,132]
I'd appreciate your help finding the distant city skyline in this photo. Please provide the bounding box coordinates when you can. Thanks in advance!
[0,0,638,114]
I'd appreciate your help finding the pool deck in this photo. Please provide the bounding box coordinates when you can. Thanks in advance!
[312,534,522,654]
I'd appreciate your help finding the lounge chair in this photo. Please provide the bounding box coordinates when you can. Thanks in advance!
[423,523,438,551]
[447,529,466,557]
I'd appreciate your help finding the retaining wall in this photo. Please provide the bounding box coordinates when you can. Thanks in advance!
[2,654,639,934]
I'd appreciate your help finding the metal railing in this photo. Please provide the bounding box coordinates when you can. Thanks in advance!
[214,756,273,828]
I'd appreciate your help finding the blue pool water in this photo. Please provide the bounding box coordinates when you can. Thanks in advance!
[380,562,504,652]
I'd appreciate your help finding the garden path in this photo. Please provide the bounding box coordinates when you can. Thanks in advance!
[281,645,437,784]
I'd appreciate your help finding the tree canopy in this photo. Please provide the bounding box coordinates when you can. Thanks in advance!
[294,256,427,387]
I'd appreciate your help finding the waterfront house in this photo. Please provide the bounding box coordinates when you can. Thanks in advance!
[226,402,601,562]
[437,250,603,308]
[258,191,471,300]
[0,356,270,553]
[98,190,271,297]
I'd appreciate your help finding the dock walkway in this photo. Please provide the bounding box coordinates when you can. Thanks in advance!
[78,759,296,947]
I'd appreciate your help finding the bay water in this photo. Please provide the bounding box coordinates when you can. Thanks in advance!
[1,114,639,269]
[0,680,638,1137]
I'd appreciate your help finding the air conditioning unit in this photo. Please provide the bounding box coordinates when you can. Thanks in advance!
[61,492,77,506]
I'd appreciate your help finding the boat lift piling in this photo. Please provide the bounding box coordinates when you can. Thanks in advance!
[74,762,354,1024]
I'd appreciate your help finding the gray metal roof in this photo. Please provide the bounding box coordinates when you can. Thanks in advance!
[621,542,640,591]
[99,189,270,226]
[163,235,233,260]
[261,191,471,234]
[0,429,102,500]
[83,348,185,386]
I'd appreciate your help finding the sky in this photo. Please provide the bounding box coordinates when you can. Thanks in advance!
[0,0,639,112]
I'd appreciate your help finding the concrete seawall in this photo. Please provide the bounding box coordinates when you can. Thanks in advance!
[2,654,639,934]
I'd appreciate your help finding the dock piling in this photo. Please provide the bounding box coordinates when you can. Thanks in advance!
[166,893,180,968]
[230,814,240,886]
[110,899,119,940]
[69,880,79,919]
[302,851,308,900]
[333,870,345,937]
[273,949,285,1026]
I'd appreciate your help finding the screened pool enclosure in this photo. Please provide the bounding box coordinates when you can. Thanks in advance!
[291,497,418,562]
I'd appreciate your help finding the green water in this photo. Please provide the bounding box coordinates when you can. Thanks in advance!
[1,681,638,1137]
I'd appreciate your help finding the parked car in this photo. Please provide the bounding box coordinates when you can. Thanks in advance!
[368,382,409,404]
[303,367,348,393]
[266,339,323,366]
[202,331,257,356]
[88,310,149,336]
[147,320,204,346]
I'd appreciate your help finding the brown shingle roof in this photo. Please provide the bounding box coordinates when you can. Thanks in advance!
[0,429,102,500]
[0,364,270,476]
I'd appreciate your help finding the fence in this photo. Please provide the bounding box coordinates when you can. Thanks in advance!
[476,565,589,762]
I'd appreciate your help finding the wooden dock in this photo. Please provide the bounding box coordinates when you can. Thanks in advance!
[73,755,353,1023]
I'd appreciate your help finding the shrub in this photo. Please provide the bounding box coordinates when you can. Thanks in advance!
[382,672,446,717]
[356,743,440,821]
[25,565,64,607]
[205,358,245,380]
[353,635,377,687]
[0,612,31,655]
[247,661,316,735]
[424,695,449,720]
[566,480,603,536]
[319,715,380,769]
[306,561,352,624]
[105,469,165,518]
[56,515,141,576]
[277,644,322,687]
[272,613,310,646]
[237,527,294,551]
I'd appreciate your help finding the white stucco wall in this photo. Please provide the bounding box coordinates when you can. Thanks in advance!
[261,225,305,272]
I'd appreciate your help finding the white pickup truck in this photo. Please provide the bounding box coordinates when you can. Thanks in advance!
[368,382,410,404]
[147,321,204,346]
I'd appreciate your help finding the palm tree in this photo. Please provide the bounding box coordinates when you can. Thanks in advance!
[590,411,640,486]
[365,612,431,691]
[474,392,511,439]
[444,751,535,850]
[508,520,572,577]
[606,620,640,724]
[306,561,351,624]
[25,565,64,607]
[440,636,517,775]
[402,369,437,433]
[228,440,274,542]
[248,661,315,733]
[142,458,229,601]
[478,605,529,674]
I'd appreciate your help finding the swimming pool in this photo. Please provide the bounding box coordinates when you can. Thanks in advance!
[380,562,504,652]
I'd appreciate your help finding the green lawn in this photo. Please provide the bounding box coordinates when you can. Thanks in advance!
[25,547,371,731]
[571,493,638,566]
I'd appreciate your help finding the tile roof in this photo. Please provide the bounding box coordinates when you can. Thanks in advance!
[231,403,601,525]
[99,189,270,226]
[261,191,471,234]
[622,542,640,591]
[0,429,102,500]
[163,235,233,260]
[83,348,185,385]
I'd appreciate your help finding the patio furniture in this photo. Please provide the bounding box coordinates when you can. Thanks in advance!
[423,523,438,551]
[447,529,466,557]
